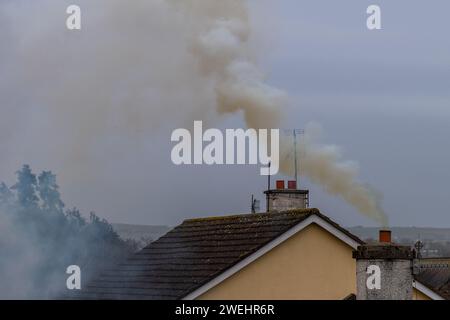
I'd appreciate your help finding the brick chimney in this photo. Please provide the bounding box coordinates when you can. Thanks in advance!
[353,230,415,300]
[264,180,309,212]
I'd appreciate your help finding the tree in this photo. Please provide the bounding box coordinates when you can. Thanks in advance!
[0,182,14,207]
[1,165,136,298]
[38,171,65,215]
[11,165,38,209]
[66,207,86,228]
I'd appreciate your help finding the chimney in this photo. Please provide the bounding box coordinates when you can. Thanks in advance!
[379,230,391,243]
[265,180,309,212]
[353,230,414,300]
[276,180,285,189]
[287,180,297,190]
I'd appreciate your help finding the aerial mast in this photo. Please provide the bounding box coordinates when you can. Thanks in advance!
[284,129,304,188]
[266,161,271,212]
[293,129,298,187]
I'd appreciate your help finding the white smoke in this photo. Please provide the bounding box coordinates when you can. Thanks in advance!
[0,208,65,299]
[0,211,37,298]
[178,0,388,225]
[279,124,388,226]
[0,0,387,228]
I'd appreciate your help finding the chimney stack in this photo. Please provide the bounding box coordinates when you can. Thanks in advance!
[265,180,309,212]
[353,230,414,300]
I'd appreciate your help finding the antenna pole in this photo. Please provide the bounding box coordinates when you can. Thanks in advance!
[293,129,298,187]
[266,161,271,213]
[251,194,255,213]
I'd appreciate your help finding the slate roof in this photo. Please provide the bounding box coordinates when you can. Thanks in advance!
[73,208,363,300]
[415,259,450,299]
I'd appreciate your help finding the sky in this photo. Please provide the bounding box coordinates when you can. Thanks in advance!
[1,0,449,228]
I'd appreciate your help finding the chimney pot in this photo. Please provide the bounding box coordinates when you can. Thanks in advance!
[287,180,297,189]
[379,229,391,243]
[276,180,285,189]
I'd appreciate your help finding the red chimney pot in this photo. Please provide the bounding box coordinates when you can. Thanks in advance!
[287,180,297,189]
[276,180,285,189]
[379,230,391,243]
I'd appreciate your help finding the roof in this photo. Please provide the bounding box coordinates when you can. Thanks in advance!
[343,293,356,300]
[415,258,450,300]
[73,208,363,300]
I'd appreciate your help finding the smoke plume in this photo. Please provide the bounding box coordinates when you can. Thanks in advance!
[279,125,388,226]
[0,0,387,232]
[177,0,388,225]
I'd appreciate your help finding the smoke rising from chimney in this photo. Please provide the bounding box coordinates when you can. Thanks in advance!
[279,125,388,226]
[0,0,387,225]
[182,0,388,225]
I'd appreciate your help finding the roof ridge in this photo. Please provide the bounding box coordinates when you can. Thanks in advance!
[182,208,319,223]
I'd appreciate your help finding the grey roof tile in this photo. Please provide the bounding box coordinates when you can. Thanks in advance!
[75,208,363,300]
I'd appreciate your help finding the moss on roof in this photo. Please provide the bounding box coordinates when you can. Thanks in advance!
[183,208,319,223]
[74,207,362,300]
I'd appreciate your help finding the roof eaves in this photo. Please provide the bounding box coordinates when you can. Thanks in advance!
[413,278,447,300]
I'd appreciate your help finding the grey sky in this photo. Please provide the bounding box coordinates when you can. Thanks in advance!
[263,0,450,227]
[1,0,449,228]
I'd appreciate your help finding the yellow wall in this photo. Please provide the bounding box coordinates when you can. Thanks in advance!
[199,223,356,300]
[413,288,431,300]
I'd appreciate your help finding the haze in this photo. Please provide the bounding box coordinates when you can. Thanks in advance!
[1,0,449,228]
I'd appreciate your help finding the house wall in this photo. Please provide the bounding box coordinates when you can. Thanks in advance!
[413,288,431,300]
[198,223,357,300]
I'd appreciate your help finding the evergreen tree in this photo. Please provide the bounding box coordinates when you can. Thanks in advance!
[0,182,14,207]
[11,165,38,209]
[66,207,86,228]
[38,171,65,214]
[0,165,136,298]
